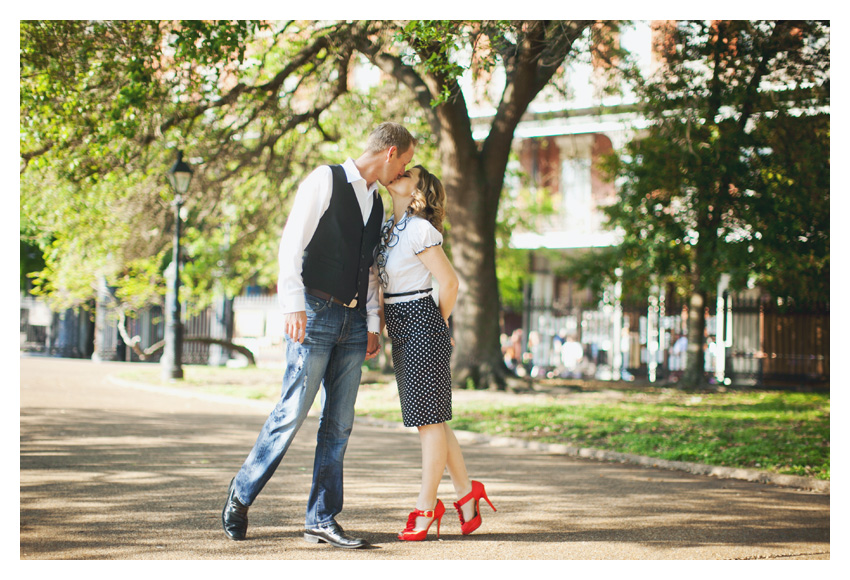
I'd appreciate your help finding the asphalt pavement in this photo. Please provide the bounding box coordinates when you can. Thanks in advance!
[20,357,831,561]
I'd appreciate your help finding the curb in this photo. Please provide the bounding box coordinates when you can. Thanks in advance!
[107,376,829,495]
[354,416,830,494]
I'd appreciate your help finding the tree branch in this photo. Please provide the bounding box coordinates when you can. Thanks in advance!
[533,21,595,94]
[483,21,592,204]
[737,21,791,133]
[137,29,339,149]
[143,337,257,365]
[352,24,440,136]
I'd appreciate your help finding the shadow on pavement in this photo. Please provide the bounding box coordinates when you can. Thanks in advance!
[20,358,830,560]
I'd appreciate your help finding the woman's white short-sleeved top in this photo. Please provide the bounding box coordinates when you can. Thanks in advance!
[378,215,443,304]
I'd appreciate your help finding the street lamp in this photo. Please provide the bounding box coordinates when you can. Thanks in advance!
[162,150,193,380]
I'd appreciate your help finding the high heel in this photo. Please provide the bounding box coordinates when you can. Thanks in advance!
[453,480,496,535]
[398,499,446,541]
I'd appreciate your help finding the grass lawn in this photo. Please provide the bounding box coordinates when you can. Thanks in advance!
[120,365,830,481]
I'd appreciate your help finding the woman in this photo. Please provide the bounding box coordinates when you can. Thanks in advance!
[377,165,496,541]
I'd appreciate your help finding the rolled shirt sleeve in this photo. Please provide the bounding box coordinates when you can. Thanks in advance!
[277,166,333,314]
[365,262,381,333]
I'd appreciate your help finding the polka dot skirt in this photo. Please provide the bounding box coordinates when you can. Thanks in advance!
[384,296,453,427]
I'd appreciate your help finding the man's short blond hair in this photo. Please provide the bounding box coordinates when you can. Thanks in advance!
[365,122,416,154]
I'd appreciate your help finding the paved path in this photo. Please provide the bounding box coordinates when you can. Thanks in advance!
[20,357,830,560]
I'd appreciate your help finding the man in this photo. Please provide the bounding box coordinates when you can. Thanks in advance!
[222,122,416,549]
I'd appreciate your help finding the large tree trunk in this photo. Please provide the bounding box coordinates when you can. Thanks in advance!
[449,232,507,390]
[445,165,508,390]
[436,118,512,390]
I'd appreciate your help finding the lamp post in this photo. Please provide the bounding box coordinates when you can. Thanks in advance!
[162,150,193,380]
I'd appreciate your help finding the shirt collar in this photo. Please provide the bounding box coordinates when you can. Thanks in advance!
[342,158,378,194]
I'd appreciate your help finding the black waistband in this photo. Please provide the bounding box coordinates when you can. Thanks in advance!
[384,288,432,298]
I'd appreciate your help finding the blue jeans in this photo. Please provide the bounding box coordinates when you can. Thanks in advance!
[232,292,367,527]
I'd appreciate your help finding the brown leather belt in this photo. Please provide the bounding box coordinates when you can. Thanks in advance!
[306,288,358,308]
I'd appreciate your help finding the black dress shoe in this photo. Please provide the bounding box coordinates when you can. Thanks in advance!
[304,521,367,549]
[222,478,249,541]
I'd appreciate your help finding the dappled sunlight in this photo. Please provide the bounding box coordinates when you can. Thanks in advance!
[21,358,829,560]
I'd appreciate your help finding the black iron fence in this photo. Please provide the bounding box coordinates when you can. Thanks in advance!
[727,298,829,386]
[23,291,828,386]
[21,296,214,364]
[20,296,94,359]
[93,305,214,364]
[520,294,828,387]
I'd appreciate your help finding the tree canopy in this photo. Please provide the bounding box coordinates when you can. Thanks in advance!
[21,21,431,308]
[22,19,623,388]
[564,20,830,384]
[21,20,829,387]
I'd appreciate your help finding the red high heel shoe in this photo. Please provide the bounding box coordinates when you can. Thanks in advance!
[398,499,445,541]
[453,480,496,535]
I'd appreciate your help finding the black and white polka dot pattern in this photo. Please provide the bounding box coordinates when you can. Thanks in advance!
[384,296,453,427]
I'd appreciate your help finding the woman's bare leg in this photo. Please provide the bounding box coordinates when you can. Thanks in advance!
[413,423,448,530]
[411,422,477,529]
[442,423,475,522]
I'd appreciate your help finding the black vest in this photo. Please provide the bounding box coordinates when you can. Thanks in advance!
[302,165,384,310]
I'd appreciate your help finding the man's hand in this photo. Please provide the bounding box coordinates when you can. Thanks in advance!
[284,311,307,343]
[365,332,380,360]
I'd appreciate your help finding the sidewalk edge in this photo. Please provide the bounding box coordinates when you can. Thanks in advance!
[354,416,830,494]
[107,375,829,495]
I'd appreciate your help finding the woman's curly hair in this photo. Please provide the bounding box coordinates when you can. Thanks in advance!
[406,165,446,233]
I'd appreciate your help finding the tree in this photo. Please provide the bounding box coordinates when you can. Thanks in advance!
[21,20,313,310]
[21,19,622,388]
[571,20,829,387]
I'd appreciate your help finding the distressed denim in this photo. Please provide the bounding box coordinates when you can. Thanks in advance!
[232,292,367,527]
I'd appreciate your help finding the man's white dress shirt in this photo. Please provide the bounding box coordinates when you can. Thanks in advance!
[277,158,383,333]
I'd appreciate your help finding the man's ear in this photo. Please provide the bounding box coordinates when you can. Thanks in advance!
[386,146,397,162]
